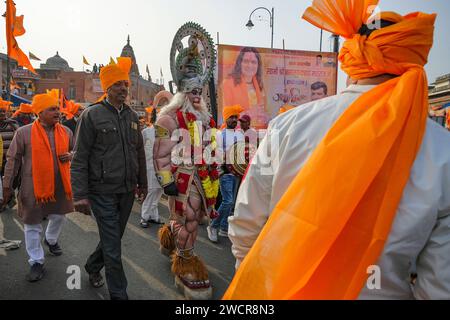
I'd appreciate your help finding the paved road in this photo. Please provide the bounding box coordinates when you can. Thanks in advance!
[0,199,236,300]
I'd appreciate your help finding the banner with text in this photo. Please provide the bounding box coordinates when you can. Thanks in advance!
[217,44,338,129]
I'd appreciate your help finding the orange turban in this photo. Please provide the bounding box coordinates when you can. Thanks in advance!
[0,98,13,111]
[100,57,132,92]
[222,104,244,122]
[12,103,34,117]
[278,104,295,115]
[224,0,436,300]
[145,106,154,114]
[62,100,82,120]
[32,89,59,114]
[19,103,33,114]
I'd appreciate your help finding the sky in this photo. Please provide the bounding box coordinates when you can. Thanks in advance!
[1,0,449,91]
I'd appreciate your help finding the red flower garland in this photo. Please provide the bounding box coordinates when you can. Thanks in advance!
[176,109,220,217]
[186,112,196,122]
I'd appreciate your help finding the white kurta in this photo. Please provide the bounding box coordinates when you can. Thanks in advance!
[228,84,450,299]
[141,126,163,221]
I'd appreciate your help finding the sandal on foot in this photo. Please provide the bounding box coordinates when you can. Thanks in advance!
[89,272,104,288]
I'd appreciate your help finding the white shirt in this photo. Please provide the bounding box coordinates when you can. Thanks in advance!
[228,84,450,299]
[142,126,161,189]
[221,128,245,152]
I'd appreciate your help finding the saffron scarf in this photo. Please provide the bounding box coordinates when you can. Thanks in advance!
[31,120,72,203]
[224,0,435,300]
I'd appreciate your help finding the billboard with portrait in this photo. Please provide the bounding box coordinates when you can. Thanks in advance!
[217,44,338,129]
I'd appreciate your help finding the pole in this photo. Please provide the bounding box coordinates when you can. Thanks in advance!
[320,29,323,52]
[332,34,340,53]
[6,56,11,101]
[283,39,287,94]
[209,78,218,123]
[6,0,11,101]
[271,7,274,49]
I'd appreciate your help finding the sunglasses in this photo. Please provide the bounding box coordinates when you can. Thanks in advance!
[190,89,203,96]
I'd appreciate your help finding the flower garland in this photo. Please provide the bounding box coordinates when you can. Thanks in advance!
[179,110,220,209]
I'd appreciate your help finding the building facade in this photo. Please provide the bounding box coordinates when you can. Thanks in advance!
[429,73,450,130]
[2,37,163,114]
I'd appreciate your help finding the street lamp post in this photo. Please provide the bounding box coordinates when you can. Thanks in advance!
[245,7,274,49]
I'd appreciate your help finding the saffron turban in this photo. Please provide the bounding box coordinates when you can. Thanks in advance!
[32,89,59,114]
[0,98,12,111]
[278,104,295,115]
[100,57,132,92]
[224,0,436,300]
[18,103,33,114]
[223,104,244,122]
[12,103,34,117]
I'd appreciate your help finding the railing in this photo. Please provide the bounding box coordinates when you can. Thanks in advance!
[436,74,450,82]
[429,84,450,94]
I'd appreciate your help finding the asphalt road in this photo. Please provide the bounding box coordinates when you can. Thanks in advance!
[0,198,236,300]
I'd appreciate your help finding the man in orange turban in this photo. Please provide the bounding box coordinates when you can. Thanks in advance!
[139,106,163,228]
[71,57,147,300]
[222,104,244,123]
[11,103,36,127]
[3,89,74,283]
[225,0,450,300]
[206,104,245,243]
[0,97,19,211]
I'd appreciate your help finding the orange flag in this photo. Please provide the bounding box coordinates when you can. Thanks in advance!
[6,0,36,74]
[13,15,25,36]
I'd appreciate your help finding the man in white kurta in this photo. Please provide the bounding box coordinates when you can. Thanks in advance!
[228,84,450,299]
[140,124,163,227]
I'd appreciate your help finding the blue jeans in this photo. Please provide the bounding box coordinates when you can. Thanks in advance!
[211,174,239,232]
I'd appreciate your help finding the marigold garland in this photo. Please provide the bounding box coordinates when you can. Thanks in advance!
[179,110,220,208]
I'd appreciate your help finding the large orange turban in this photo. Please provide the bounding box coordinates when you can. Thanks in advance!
[100,57,132,92]
[0,98,12,111]
[224,0,436,300]
[222,104,244,122]
[32,89,59,114]
[12,103,33,117]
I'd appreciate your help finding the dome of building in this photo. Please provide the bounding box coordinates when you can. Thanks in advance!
[40,51,73,71]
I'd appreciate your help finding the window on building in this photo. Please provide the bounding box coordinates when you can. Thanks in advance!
[69,86,76,100]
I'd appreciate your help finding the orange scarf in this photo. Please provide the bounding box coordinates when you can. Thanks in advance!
[224,0,435,300]
[223,76,263,111]
[31,120,72,203]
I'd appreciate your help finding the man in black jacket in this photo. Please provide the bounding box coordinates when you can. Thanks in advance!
[71,57,147,300]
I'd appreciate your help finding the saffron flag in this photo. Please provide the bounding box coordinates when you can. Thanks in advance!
[60,89,70,114]
[82,56,90,65]
[29,51,41,61]
[5,0,36,74]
